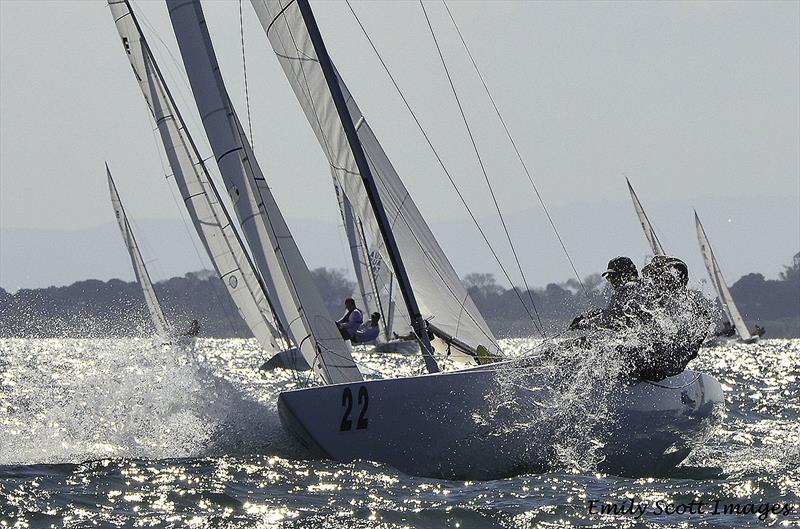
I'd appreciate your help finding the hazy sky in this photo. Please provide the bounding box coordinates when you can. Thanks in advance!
[1,0,798,289]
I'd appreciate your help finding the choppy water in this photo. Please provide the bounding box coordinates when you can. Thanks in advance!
[1,337,798,528]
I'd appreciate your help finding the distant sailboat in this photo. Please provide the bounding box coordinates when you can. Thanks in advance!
[694,211,758,343]
[333,179,417,353]
[626,178,666,257]
[107,164,171,339]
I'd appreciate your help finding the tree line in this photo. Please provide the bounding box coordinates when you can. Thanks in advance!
[1,255,798,339]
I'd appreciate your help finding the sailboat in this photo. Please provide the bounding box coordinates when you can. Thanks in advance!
[241,0,723,478]
[694,211,759,344]
[626,178,666,257]
[109,0,361,384]
[107,164,172,340]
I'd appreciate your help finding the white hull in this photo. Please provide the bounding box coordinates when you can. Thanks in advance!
[278,363,724,480]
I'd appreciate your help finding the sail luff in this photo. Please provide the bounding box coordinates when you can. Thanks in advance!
[167,0,361,383]
[109,0,284,355]
[107,164,171,338]
[694,211,751,340]
[292,0,439,372]
[626,178,665,256]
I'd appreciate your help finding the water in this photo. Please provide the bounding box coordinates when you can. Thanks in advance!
[1,338,798,528]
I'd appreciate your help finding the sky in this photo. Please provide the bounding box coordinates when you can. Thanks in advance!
[1,0,798,291]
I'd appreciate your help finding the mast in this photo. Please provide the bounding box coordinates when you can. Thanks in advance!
[107,164,171,338]
[295,0,438,372]
[626,178,665,256]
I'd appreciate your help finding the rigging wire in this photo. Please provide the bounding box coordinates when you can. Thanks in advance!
[344,0,545,338]
[238,0,255,148]
[419,0,546,337]
[441,0,588,297]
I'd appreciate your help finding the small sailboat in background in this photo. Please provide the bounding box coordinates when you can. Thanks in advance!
[333,179,417,354]
[695,211,762,343]
[107,164,172,340]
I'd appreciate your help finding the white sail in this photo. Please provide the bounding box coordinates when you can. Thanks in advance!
[167,0,361,384]
[251,0,500,360]
[626,178,665,256]
[109,0,284,355]
[694,212,752,341]
[107,164,171,338]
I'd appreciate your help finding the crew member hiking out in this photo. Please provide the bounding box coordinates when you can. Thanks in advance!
[336,298,363,341]
[569,256,642,332]
[630,255,714,381]
[352,312,381,344]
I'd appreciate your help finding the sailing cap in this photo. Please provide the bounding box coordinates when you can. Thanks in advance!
[602,256,638,279]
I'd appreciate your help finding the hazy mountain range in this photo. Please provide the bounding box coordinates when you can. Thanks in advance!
[2,196,797,294]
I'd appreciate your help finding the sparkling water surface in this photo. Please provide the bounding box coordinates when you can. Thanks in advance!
[1,338,798,528]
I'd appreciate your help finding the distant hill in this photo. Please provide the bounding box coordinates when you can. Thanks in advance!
[1,256,797,339]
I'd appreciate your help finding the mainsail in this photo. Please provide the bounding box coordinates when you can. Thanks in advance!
[167,0,361,384]
[251,0,500,363]
[626,178,665,256]
[109,0,284,356]
[694,211,752,341]
[107,164,171,339]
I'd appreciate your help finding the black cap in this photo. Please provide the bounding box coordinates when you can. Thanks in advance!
[602,256,638,279]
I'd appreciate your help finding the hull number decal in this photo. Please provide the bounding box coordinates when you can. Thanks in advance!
[340,386,369,431]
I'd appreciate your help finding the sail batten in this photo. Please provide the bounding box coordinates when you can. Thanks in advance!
[109,0,284,356]
[694,212,751,341]
[251,0,500,364]
[167,0,361,384]
[107,165,171,339]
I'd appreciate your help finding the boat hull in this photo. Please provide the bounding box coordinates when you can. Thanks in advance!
[277,365,724,480]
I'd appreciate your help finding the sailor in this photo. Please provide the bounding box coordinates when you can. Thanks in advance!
[352,312,381,344]
[632,256,714,380]
[183,319,200,337]
[569,256,642,331]
[336,298,363,341]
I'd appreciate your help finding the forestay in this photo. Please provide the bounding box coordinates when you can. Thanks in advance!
[694,212,751,341]
[167,0,361,384]
[107,165,171,339]
[626,178,665,256]
[251,0,500,360]
[109,0,284,355]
